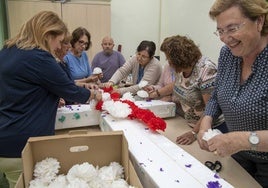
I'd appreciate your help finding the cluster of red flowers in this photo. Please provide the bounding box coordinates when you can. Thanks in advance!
[95,87,166,131]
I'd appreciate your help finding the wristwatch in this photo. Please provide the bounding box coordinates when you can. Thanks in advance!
[248,131,259,151]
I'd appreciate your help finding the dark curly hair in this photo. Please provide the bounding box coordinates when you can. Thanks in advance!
[70,27,92,51]
[160,35,201,69]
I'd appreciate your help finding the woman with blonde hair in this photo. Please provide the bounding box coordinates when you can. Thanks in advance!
[0,11,101,187]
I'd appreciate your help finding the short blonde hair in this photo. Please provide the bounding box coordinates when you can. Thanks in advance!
[5,11,68,53]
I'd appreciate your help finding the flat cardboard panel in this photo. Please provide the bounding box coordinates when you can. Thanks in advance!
[129,160,143,188]
[14,173,24,188]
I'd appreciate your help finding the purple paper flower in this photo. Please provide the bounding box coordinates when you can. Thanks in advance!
[139,163,146,167]
[185,164,192,168]
[207,181,222,188]
[214,173,220,179]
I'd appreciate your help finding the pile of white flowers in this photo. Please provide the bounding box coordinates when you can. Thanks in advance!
[29,157,135,188]
[101,92,135,119]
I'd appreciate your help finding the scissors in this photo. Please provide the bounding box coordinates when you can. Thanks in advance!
[204,160,222,173]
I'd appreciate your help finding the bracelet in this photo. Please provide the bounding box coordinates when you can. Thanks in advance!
[156,89,161,97]
[191,131,197,140]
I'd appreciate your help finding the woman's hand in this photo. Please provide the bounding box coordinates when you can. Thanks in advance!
[207,132,246,157]
[58,98,65,108]
[84,83,99,90]
[89,89,102,101]
[103,81,114,88]
[196,115,213,151]
[86,75,99,82]
[143,85,155,93]
[197,129,210,151]
[176,131,196,145]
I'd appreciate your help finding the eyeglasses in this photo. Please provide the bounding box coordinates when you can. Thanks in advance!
[136,52,150,61]
[61,41,70,46]
[214,22,246,37]
[78,40,89,47]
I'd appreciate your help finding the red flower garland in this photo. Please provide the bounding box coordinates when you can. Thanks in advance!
[96,87,166,131]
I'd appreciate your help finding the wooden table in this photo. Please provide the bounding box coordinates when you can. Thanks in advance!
[161,116,262,188]
[55,115,261,188]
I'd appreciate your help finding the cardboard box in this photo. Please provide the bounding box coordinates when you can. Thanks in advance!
[134,100,176,118]
[15,174,23,188]
[55,104,101,130]
[19,131,142,188]
[100,114,234,188]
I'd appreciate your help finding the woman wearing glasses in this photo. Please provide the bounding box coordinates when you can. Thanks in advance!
[197,0,268,187]
[105,40,162,95]
[64,27,98,84]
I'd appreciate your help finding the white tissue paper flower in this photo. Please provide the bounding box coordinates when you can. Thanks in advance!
[138,80,148,88]
[67,178,89,188]
[87,177,108,188]
[202,129,222,141]
[109,162,124,179]
[137,90,149,98]
[102,101,132,118]
[102,92,111,101]
[66,162,97,183]
[98,162,124,182]
[29,178,49,188]
[48,175,68,188]
[110,179,130,188]
[33,157,60,184]
[121,92,135,102]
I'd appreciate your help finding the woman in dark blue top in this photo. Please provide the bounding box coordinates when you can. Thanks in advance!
[197,1,268,187]
[0,11,101,187]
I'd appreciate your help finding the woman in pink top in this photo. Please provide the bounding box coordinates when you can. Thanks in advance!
[144,63,175,102]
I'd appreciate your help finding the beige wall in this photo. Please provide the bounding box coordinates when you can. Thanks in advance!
[6,0,223,63]
[111,0,223,63]
[6,0,111,60]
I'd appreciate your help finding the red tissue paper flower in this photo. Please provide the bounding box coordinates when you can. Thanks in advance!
[96,88,166,131]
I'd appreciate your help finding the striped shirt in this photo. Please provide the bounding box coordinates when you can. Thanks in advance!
[173,56,224,127]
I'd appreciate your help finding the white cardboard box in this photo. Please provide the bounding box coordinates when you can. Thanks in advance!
[55,100,175,130]
[134,100,176,118]
[55,104,101,130]
[100,114,234,188]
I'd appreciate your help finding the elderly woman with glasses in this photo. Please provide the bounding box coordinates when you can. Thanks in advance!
[105,40,162,95]
[197,0,268,187]
[64,27,98,84]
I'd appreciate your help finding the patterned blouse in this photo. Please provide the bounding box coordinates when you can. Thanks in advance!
[173,56,224,127]
[205,45,268,160]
